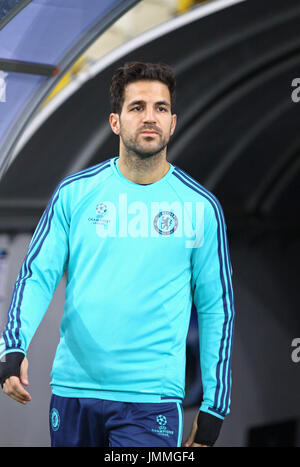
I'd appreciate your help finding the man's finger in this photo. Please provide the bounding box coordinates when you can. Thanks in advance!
[183,439,193,447]
[4,386,31,403]
[5,391,27,404]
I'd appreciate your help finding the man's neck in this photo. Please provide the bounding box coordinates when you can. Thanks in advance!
[118,152,170,185]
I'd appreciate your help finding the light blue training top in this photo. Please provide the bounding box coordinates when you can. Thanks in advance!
[0,157,235,420]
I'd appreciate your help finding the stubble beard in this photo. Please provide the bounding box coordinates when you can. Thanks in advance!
[119,125,170,161]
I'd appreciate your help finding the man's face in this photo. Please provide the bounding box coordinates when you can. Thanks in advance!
[110,80,177,158]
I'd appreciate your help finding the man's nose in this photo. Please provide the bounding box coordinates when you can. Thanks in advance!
[143,106,156,122]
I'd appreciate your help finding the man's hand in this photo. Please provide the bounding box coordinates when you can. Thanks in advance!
[2,357,31,405]
[183,412,210,447]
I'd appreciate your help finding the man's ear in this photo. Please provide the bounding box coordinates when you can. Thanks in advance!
[109,113,120,135]
[170,113,177,136]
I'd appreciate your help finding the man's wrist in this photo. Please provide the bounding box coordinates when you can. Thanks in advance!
[0,352,25,387]
[194,410,223,446]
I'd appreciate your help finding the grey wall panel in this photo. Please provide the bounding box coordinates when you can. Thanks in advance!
[0,234,65,447]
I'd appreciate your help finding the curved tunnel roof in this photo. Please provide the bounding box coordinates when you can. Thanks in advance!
[0,0,141,178]
[0,0,299,238]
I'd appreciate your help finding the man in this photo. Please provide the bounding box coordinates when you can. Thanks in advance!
[0,62,235,447]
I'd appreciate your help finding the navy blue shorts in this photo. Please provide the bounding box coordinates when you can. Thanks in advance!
[49,394,184,447]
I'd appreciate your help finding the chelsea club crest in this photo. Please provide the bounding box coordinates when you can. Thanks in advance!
[153,211,178,236]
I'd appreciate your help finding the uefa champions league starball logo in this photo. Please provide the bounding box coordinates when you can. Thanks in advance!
[96,203,108,217]
[151,414,174,437]
[156,415,167,428]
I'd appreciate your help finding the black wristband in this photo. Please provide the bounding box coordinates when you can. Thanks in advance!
[0,352,25,387]
[194,410,223,446]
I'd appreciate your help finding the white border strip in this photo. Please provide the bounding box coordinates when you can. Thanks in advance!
[10,0,245,163]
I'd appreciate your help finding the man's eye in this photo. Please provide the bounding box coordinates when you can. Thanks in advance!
[132,106,142,111]
[158,107,167,112]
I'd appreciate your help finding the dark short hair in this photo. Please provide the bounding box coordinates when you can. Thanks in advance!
[109,61,176,114]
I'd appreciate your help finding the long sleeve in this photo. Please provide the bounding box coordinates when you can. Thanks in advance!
[0,181,70,359]
[191,197,235,423]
